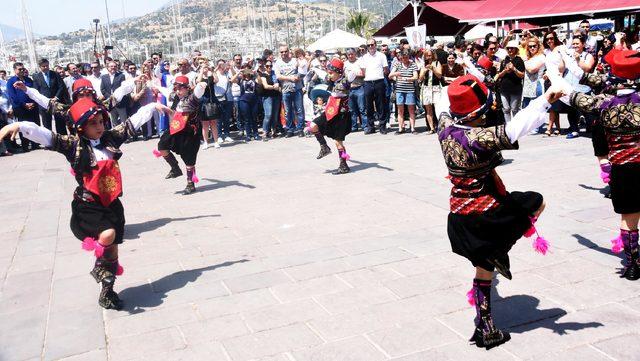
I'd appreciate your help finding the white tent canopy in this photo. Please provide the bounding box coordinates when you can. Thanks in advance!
[307,29,367,52]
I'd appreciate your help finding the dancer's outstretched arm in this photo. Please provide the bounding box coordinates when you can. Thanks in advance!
[504,87,564,142]
[0,121,53,147]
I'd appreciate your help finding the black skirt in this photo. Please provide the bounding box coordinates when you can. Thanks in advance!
[610,163,640,214]
[447,191,543,271]
[70,198,125,244]
[157,125,200,165]
[313,111,351,141]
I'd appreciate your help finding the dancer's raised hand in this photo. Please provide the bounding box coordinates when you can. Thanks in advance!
[0,123,21,142]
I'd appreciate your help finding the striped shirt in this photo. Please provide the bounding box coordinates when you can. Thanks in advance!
[393,61,418,93]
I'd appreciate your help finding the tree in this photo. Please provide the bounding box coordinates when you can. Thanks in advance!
[346,11,372,38]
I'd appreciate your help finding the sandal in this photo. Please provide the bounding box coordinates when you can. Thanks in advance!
[411,129,419,135]
[553,130,560,136]
[544,130,552,137]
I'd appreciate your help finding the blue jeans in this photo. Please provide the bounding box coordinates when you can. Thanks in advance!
[348,86,367,130]
[238,99,258,136]
[282,89,304,133]
[262,96,276,133]
[220,100,232,137]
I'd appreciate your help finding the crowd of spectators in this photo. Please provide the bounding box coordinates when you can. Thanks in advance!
[0,19,638,157]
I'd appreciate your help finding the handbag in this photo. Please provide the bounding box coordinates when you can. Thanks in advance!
[203,81,221,119]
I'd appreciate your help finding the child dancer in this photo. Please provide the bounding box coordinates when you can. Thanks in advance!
[153,75,207,195]
[0,98,172,310]
[306,58,355,174]
[569,46,640,280]
[436,74,563,349]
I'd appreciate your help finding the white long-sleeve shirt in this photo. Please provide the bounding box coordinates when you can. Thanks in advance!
[17,102,158,161]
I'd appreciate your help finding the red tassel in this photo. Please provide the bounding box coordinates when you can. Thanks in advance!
[116,264,124,276]
[152,149,162,158]
[533,236,549,255]
[523,225,536,238]
[466,288,476,306]
[611,236,623,254]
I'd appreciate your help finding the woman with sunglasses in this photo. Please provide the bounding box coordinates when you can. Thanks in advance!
[542,31,563,136]
[522,37,546,112]
[257,60,281,140]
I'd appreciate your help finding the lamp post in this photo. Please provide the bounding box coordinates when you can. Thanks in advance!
[407,0,420,28]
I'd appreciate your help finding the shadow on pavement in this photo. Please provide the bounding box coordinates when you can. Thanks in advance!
[493,278,604,335]
[125,214,221,239]
[118,259,249,314]
[578,183,610,197]
[323,159,394,174]
[574,233,625,270]
[174,178,256,194]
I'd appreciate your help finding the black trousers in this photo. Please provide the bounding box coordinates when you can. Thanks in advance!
[39,108,67,135]
[14,106,40,150]
[364,79,388,130]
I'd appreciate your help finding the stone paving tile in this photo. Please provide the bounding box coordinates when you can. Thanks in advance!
[195,288,280,320]
[591,333,640,361]
[389,342,516,361]
[223,270,293,294]
[179,314,249,344]
[57,349,108,361]
[314,284,399,315]
[243,298,329,332]
[221,323,323,361]
[292,336,387,361]
[367,318,460,358]
[533,344,614,361]
[0,306,48,361]
[43,308,105,361]
[107,303,200,338]
[270,275,351,303]
[108,327,187,361]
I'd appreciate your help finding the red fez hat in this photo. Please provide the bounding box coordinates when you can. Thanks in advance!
[448,74,491,120]
[327,58,344,74]
[72,78,94,92]
[173,75,190,87]
[477,56,493,71]
[69,98,108,129]
[604,49,640,80]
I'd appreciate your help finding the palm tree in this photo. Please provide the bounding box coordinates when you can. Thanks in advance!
[346,11,372,38]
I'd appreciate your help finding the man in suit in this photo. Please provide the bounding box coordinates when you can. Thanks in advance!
[101,60,129,128]
[6,62,39,151]
[33,58,67,134]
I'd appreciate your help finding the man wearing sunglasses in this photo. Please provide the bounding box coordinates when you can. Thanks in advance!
[360,39,389,134]
[274,45,304,137]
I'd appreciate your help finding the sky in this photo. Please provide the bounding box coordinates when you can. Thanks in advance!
[0,0,166,36]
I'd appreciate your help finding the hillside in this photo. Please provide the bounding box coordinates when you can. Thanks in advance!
[3,0,402,67]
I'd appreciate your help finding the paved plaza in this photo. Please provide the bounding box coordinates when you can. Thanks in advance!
[1,123,639,361]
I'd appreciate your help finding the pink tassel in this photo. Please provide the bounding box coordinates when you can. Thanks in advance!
[81,237,105,258]
[340,152,351,161]
[191,170,199,183]
[81,237,96,251]
[533,236,549,255]
[304,126,311,133]
[94,243,105,258]
[152,149,162,158]
[600,171,610,184]
[611,236,623,254]
[116,264,124,276]
[69,167,76,177]
[466,288,476,306]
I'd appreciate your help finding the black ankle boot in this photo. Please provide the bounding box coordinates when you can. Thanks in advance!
[332,151,350,175]
[163,153,183,179]
[182,181,196,195]
[317,144,332,159]
[90,259,116,284]
[98,279,123,310]
[469,279,511,350]
[621,230,640,280]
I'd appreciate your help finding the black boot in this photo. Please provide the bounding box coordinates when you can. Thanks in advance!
[469,279,511,350]
[621,229,640,280]
[317,144,331,159]
[91,259,123,310]
[163,153,183,179]
[332,149,350,175]
[183,181,196,195]
[99,278,123,310]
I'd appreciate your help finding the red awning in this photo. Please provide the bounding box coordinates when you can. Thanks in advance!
[442,0,640,23]
[373,2,477,37]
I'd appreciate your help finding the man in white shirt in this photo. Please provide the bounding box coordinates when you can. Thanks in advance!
[63,63,84,101]
[274,45,305,137]
[344,48,367,132]
[86,62,104,100]
[360,39,389,134]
